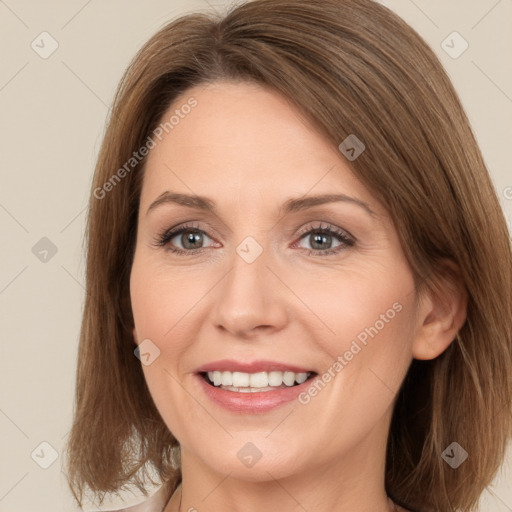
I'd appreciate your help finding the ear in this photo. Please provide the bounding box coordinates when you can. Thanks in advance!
[412,261,468,360]
[132,327,139,346]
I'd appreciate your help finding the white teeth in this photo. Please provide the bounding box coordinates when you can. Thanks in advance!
[249,372,268,387]
[205,370,312,389]
[221,371,232,386]
[282,371,295,386]
[232,371,249,387]
[267,371,283,386]
[295,372,308,384]
[212,371,222,386]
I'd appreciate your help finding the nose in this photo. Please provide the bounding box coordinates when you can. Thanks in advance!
[211,239,289,340]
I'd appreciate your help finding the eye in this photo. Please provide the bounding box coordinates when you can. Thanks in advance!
[294,222,355,256]
[153,221,355,257]
[154,222,216,255]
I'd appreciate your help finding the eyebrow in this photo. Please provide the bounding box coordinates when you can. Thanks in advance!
[146,191,376,217]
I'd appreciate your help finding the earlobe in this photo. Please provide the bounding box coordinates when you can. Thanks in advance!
[412,262,468,360]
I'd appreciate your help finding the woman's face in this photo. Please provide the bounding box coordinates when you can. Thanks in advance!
[130,80,420,483]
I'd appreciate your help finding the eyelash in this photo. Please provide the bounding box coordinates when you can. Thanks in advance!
[153,222,355,257]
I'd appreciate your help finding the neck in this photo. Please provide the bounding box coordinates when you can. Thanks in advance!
[164,426,400,512]
[167,481,401,512]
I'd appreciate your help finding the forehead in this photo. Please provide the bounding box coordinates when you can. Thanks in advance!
[140,80,378,214]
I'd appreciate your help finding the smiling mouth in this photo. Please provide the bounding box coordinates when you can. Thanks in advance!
[200,370,318,392]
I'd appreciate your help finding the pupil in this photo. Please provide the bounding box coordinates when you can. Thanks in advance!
[311,233,331,250]
[183,230,202,249]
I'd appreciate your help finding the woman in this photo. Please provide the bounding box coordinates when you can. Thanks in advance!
[65,0,512,511]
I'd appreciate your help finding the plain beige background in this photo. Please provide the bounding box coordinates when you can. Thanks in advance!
[0,0,511,511]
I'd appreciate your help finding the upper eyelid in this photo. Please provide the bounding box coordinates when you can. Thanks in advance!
[295,222,354,239]
[164,221,349,236]
[159,221,355,246]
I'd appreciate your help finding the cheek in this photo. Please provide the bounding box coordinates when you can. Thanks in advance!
[292,261,415,350]
[139,363,197,447]
[292,282,416,449]
[292,260,417,399]
[130,256,209,438]
[130,255,199,348]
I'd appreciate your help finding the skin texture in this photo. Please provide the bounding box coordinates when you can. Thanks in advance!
[129,80,467,512]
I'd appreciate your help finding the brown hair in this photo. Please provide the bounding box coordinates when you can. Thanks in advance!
[65,0,512,510]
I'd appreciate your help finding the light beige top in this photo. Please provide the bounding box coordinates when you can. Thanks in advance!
[93,485,169,512]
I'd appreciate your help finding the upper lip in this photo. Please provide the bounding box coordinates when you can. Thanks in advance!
[195,359,315,374]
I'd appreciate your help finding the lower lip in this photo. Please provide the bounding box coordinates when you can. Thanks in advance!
[196,373,315,413]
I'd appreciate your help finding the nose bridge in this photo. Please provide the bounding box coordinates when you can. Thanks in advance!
[212,232,287,337]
